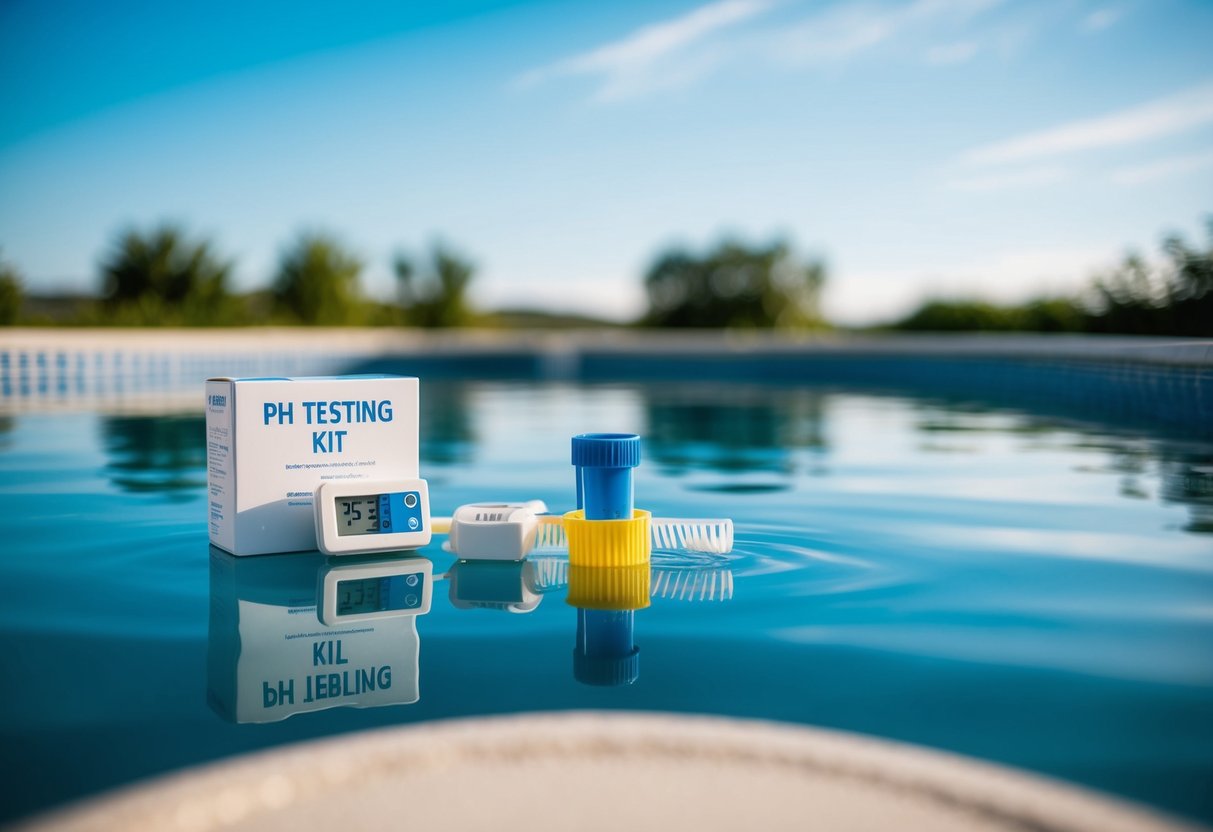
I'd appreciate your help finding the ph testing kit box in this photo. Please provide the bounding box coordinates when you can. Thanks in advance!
[206,375,419,556]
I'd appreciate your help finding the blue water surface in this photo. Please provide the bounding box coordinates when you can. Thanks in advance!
[1,380,1211,825]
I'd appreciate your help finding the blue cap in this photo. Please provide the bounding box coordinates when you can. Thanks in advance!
[571,433,641,469]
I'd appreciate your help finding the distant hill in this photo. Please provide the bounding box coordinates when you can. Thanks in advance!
[12,293,628,330]
[478,308,626,329]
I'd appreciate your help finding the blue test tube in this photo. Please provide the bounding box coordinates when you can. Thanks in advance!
[571,433,643,686]
[572,433,641,519]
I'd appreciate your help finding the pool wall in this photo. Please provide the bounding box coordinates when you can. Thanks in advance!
[2,329,1210,436]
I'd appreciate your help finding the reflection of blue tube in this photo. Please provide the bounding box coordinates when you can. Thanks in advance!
[578,609,633,655]
[572,433,640,520]
[574,609,639,686]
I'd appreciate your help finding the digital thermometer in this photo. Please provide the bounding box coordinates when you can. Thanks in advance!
[314,479,431,556]
[319,556,433,625]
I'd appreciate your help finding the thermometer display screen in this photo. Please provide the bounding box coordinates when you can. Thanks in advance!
[336,491,423,537]
[337,495,380,536]
[336,574,425,616]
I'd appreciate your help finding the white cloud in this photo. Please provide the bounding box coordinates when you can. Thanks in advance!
[961,80,1213,166]
[517,0,1004,101]
[946,164,1068,191]
[1109,148,1213,185]
[772,3,903,64]
[925,40,979,65]
[515,0,771,101]
[773,0,1000,67]
[1081,6,1122,31]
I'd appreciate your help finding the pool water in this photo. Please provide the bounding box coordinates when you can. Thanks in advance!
[1,381,1211,825]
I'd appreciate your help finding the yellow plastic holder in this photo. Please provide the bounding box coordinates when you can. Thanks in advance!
[566,563,652,611]
[562,509,651,567]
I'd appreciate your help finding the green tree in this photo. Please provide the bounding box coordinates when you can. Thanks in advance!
[893,296,1086,332]
[1165,222,1213,301]
[99,224,232,325]
[393,242,475,327]
[272,232,364,325]
[1086,219,1213,336]
[894,299,1023,332]
[0,252,23,326]
[641,239,826,329]
[892,217,1212,335]
[1019,297,1086,332]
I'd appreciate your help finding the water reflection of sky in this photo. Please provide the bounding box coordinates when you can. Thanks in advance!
[0,381,1211,825]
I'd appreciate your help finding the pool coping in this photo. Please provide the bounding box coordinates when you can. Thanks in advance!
[2,328,1211,367]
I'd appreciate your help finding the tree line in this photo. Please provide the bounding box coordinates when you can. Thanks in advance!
[0,224,828,330]
[891,221,1212,337]
[0,227,476,328]
[0,217,1209,334]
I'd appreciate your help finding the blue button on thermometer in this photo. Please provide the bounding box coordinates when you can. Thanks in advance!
[314,479,431,556]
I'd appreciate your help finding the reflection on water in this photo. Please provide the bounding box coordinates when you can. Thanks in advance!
[643,386,826,476]
[650,561,735,601]
[102,414,207,497]
[208,549,427,723]
[419,382,475,465]
[447,558,544,613]
[568,564,651,687]
[208,545,736,715]
[1162,455,1213,534]
[2,379,1212,824]
[905,398,1213,536]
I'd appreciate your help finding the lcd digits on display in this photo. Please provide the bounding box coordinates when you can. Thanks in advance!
[335,574,423,616]
[337,495,381,536]
[336,576,389,614]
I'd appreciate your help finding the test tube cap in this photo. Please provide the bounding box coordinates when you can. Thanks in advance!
[571,433,641,469]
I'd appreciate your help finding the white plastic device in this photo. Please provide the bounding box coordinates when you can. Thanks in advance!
[318,557,433,625]
[444,500,548,560]
[436,499,732,560]
[314,479,431,556]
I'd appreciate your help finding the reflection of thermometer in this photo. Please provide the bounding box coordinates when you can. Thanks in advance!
[314,479,431,555]
[318,557,433,625]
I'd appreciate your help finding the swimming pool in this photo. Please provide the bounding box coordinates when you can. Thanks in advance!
[1,337,1211,826]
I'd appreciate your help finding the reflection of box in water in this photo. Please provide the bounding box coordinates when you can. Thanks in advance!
[205,375,419,555]
[207,548,420,724]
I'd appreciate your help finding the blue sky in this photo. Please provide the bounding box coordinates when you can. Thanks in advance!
[1,0,1211,324]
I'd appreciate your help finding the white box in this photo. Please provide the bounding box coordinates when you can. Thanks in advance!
[205,375,419,556]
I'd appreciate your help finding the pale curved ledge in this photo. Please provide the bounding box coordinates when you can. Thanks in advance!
[18,712,1206,832]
